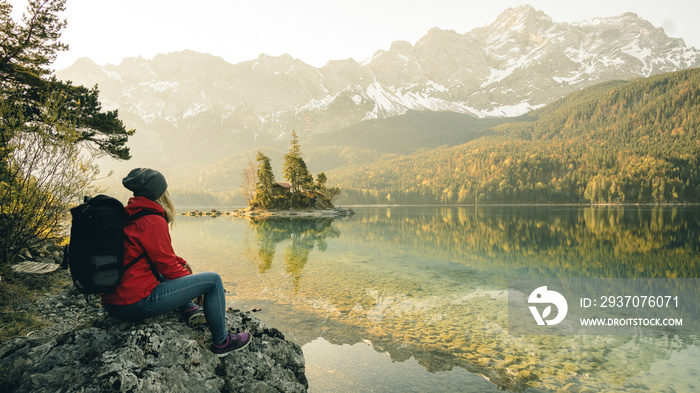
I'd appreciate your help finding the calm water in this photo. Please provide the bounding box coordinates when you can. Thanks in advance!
[171,206,699,392]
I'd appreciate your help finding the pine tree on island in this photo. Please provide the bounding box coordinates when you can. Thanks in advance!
[251,131,340,211]
[254,151,276,209]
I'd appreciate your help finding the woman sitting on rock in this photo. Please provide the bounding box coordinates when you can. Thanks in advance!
[101,168,251,357]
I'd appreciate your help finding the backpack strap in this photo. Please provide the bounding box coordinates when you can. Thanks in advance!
[124,210,166,282]
[123,251,164,283]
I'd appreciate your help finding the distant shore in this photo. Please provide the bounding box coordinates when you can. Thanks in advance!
[179,206,355,219]
[177,202,700,218]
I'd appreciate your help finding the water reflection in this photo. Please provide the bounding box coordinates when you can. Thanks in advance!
[173,207,700,392]
[248,218,340,290]
[341,206,700,279]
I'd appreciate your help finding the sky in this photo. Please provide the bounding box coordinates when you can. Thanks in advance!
[8,0,700,71]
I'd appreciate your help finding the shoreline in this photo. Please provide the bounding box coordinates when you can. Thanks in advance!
[337,202,700,207]
[176,203,699,219]
[177,202,700,211]
[180,206,355,219]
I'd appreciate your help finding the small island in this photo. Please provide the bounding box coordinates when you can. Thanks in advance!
[181,130,354,219]
[180,206,354,219]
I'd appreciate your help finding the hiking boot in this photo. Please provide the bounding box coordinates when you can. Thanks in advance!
[182,305,207,326]
[211,333,252,357]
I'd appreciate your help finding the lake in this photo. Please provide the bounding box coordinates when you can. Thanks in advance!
[171,206,699,392]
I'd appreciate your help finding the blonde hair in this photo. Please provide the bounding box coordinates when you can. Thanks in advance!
[154,189,176,227]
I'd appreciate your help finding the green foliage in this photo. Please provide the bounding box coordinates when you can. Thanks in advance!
[253,151,276,209]
[0,91,104,264]
[251,133,340,210]
[282,130,311,194]
[331,68,700,205]
[316,172,327,189]
[0,0,133,161]
[295,158,314,194]
[0,1,134,264]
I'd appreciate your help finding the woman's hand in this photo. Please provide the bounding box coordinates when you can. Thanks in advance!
[184,262,194,274]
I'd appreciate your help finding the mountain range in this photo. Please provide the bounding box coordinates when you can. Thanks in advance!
[55,4,700,204]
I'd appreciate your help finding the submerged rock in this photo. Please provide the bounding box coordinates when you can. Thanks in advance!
[0,277,308,393]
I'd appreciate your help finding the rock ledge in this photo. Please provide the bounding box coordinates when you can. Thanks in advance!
[0,274,308,393]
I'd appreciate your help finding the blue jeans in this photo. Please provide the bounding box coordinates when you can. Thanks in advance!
[104,272,228,343]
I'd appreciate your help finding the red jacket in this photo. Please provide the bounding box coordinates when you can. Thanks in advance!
[101,196,190,305]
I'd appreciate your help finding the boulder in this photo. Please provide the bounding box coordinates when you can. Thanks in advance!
[0,286,308,393]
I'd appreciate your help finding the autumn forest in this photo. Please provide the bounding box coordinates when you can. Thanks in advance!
[330,68,700,205]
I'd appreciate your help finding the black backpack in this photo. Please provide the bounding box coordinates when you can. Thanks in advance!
[64,195,162,295]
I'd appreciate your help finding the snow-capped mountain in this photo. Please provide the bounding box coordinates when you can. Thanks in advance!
[56,5,700,164]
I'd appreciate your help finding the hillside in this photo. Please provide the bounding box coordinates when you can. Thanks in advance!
[307,111,506,154]
[329,68,700,205]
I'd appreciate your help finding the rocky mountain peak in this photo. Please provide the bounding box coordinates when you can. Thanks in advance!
[55,7,700,166]
[419,27,462,44]
[389,40,414,55]
[68,56,99,69]
[147,50,229,78]
[489,4,554,33]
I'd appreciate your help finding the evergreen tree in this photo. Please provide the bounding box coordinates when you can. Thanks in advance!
[297,158,313,193]
[316,172,327,191]
[254,151,275,209]
[314,171,339,201]
[0,1,134,264]
[0,0,133,163]
[283,130,312,194]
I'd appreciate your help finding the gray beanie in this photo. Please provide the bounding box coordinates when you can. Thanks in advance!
[122,168,168,200]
